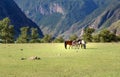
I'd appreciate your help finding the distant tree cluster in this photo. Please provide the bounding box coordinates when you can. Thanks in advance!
[83,28,120,42]
[16,27,40,43]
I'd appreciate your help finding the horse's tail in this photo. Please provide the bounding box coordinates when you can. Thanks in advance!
[64,41,67,49]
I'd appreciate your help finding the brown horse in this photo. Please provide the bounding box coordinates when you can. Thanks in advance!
[64,40,77,49]
[64,41,72,49]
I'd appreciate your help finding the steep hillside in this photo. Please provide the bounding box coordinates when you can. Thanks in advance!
[14,0,120,38]
[108,20,120,35]
[0,0,43,38]
[90,3,120,29]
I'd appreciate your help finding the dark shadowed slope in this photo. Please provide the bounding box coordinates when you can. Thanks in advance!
[0,0,43,38]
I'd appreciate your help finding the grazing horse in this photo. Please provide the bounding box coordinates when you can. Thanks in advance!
[79,39,86,49]
[64,40,77,49]
[76,39,86,49]
[64,40,72,49]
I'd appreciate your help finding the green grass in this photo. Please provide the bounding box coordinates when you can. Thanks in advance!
[0,43,120,77]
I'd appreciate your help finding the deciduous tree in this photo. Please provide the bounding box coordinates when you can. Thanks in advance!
[16,27,29,43]
[83,28,95,42]
[30,28,39,43]
[0,18,14,43]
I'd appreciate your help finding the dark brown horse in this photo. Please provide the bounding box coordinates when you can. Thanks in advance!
[64,41,72,49]
[64,40,77,49]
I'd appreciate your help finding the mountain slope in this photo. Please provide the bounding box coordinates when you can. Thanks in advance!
[108,20,120,35]
[90,2,120,29]
[0,0,43,38]
[14,0,120,38]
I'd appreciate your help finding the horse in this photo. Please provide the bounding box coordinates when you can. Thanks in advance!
[76,39,82,48]
[64,40,77,49]
[78,39,86,49]
[64,40,72,49]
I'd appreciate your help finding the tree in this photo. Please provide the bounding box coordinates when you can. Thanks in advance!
[0,18,14,43]
[69,34,78,40]
[16,27,29,43]
[41,34,52,43]
[0,20,3,40]
[99,29,119,42]
[53,36,64,43]
[30,28,40,43]
[109,33,118,42]
[99,29,109,42]
[92,29,119,42]
[117,35,120,41]
[83,28,95,42]
[99,29,112,42]
[92,34,100,42]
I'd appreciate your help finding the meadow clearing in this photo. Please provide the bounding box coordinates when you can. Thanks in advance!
[0,43,120,77]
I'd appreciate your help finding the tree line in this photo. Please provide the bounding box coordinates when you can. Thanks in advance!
[0,18,120,43]
[83,28,120,42]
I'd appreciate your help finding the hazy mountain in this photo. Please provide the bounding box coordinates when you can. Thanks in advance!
[0,0,43,38]
[14,0,120,38]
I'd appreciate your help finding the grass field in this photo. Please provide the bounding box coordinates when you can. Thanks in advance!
[0,43,120,77]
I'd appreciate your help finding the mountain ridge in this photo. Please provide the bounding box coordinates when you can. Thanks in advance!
[14,0,120,38]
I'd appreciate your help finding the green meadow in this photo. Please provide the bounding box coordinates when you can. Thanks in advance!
[0,43,120,77]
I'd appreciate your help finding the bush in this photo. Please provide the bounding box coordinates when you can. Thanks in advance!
[41,34,52,43]
[92,34,100,42]
[69,34,78,40]
[53,36,64,43]
[92,29,119,42]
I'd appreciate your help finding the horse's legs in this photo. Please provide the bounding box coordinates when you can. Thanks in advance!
[69,45,71,49]
[83,44,86,49]
[70,44,74,49]
[64,42,67,49]
[77,44,80,49]
[78,44,79,49]
[81,44,83,48]
[76,44,79,49]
